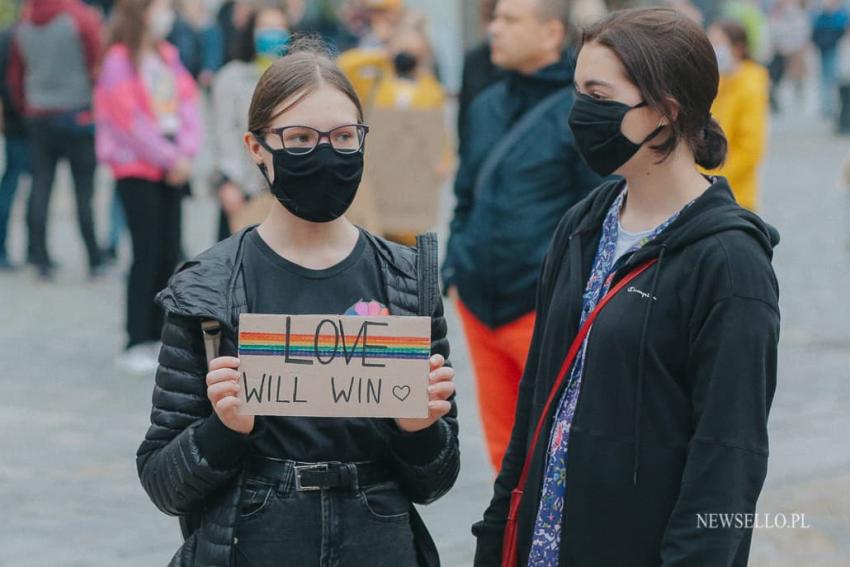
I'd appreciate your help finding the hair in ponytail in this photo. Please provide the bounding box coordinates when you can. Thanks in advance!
[694,118,728,170]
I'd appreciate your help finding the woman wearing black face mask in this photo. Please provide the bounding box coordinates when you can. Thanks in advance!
[136,42,460,567]
[474,8,780,567]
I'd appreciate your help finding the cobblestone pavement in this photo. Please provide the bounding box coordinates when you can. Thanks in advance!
[1,101,849,566]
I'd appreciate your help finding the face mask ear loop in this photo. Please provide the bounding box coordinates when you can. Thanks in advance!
[641,123,666,146]
[253,132,276,189]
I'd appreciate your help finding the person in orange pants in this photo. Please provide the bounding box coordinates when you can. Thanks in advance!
[456,299,536,471]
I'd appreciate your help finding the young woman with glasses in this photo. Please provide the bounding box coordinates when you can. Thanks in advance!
[136,41,460,566]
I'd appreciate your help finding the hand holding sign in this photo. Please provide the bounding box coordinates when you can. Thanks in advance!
[395,354,455,433]
[206,356,254,434]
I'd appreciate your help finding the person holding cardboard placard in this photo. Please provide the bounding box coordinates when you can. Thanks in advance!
[136,39,459,567]
[474,8,780,566]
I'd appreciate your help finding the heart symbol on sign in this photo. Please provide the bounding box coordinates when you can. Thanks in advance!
[392,385,411,402]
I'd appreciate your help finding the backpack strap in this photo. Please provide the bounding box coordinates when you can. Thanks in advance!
[201,320,222,368]
[415,232,439,317]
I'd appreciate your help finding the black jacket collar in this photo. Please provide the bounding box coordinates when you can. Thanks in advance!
[156,226,422,327]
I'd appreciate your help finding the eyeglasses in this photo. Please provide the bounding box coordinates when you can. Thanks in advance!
[253,124,370,156]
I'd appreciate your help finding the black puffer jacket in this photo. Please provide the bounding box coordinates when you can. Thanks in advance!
[137,227,460,567]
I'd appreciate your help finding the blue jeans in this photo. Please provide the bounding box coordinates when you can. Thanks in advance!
[234,461,418,567]
[0,134,31,260]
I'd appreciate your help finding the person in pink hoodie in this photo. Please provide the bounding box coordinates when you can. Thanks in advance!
[95,0,201,374]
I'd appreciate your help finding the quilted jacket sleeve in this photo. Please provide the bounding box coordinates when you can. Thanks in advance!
[387,296,460,505]
[136,313,247,516]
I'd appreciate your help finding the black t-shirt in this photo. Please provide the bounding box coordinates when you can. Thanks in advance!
[241,228,392,462]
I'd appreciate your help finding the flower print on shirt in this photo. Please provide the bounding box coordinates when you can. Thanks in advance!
[344,299,390,316]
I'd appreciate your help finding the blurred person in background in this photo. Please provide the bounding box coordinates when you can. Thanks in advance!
[458,0,504,153]
[358,0,402,49]
[168,0,223,89]
[212,0,289,241]
[6,0,107,280]
[707,18,769,211]
[812,0,849,118]
[370,11,452,246]
[216,0,254,66]
[95,0,201,374]
[724,0,770,63]
[295,0,358,51]
[337,0,405,105]
[767,0,811,113]
[372,12,443,111]
[442,0,600,472]
[835,19,850,133]
[0,23,30,271]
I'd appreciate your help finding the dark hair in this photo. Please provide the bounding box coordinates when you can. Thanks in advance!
[535,0,573,45]
[248,37,364,132]
[232,2,290,63]
[716,19,751,61]
[582,7,727,170]
[109,0,156,66]
[479,0,498,22]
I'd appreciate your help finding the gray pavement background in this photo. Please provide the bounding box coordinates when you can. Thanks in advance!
[1,97,849,566]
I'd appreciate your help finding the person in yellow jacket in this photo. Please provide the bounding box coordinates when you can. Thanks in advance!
[338,9,443,111]
[338,13,452,244]
[337,0,404,105]
[706,19,769,211]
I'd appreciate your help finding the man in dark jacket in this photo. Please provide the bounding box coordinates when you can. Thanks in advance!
[442,0,600,472]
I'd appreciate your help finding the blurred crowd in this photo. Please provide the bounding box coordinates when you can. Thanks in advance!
[0,0,845,371]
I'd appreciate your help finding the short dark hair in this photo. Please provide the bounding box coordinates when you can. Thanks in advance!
[581,7,727,170]
[248,37,364,132]
[716,18,751,61]
[535,0,573,39]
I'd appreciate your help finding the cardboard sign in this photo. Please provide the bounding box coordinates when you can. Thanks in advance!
[362,107,447,234]
[236,314,431,418]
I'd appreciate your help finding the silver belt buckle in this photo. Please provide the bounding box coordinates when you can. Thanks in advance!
[294,463,329,492]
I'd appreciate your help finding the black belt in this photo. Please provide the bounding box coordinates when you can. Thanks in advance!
[245,456,390,492]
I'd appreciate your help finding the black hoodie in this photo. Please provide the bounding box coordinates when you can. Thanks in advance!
[473,177,780,566]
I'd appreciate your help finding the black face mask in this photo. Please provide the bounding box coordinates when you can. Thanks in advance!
[568,92,664,177]
[257,142,364,223]
[393,51,418,78]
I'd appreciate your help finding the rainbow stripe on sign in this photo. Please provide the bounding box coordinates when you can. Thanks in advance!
[239,332,431,361]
